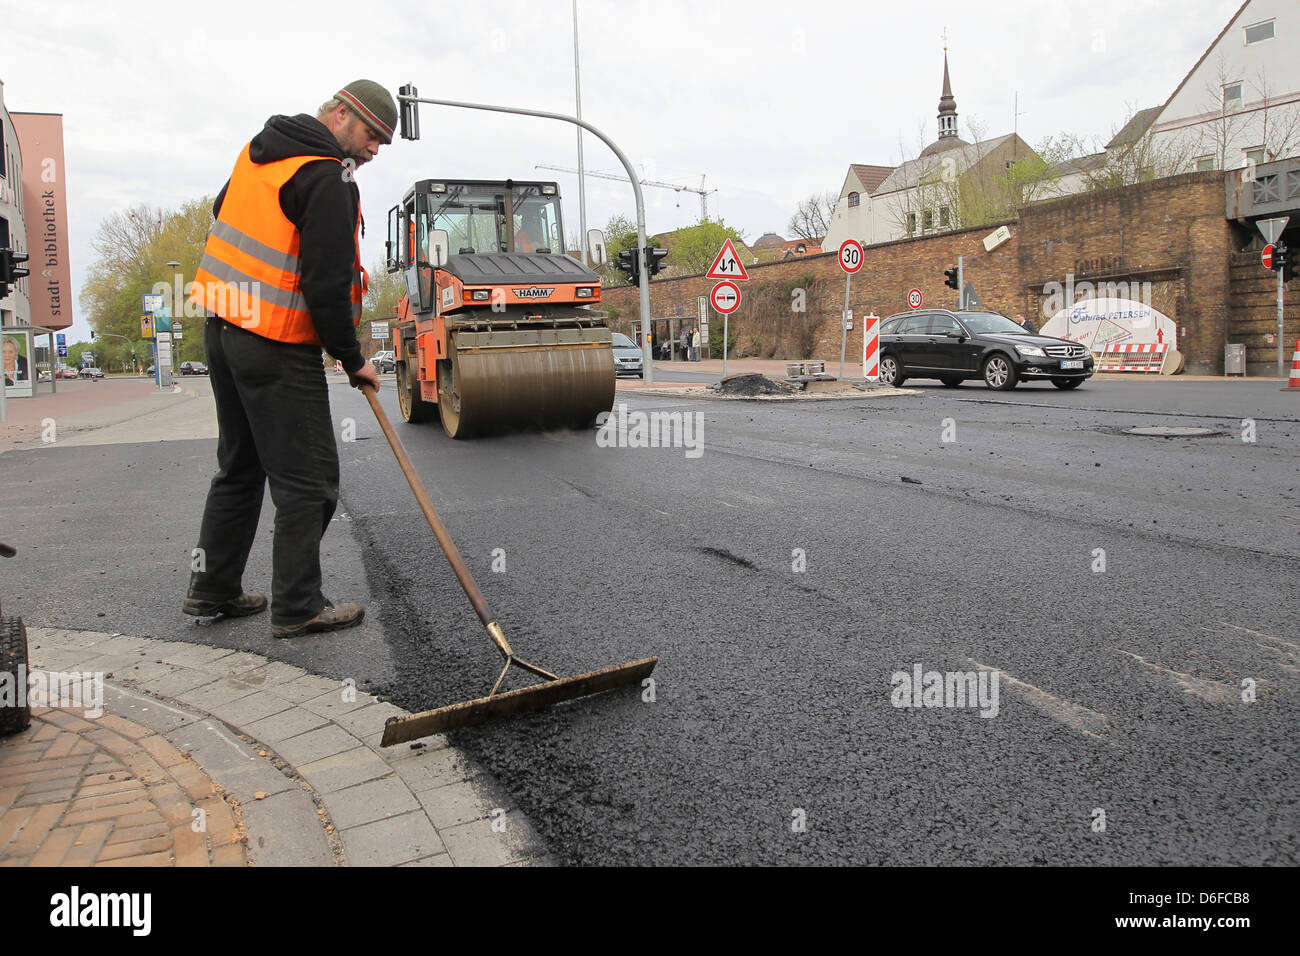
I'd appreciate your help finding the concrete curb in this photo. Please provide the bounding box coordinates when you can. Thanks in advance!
[25,628,552,867]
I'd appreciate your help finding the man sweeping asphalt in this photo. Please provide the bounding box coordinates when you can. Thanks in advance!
[183,81,395,638]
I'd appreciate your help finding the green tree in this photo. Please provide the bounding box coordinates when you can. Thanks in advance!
[655,219,746,277]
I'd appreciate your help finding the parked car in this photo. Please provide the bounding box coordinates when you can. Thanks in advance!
[37,369,51,382]
[610,332,643,378]
[180,361,208,375]
[371,350,395,374]
[878,309,1094,391]
[78,367,105,379]
[56,367,78,380]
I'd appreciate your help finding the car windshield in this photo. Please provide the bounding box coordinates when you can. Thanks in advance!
[958,312,1030,335]
[611,333,637,349]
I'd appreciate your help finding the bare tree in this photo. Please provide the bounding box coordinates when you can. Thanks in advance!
[1253,67,1300,162]
[786,191,837,240]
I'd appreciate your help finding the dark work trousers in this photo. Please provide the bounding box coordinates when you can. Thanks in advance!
[187,316,340,626]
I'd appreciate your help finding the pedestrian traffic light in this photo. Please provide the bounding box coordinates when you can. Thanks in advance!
[616,248,640,284]
[944,266,959,290]
[1278,242,1295,283]
[645,247,668,277]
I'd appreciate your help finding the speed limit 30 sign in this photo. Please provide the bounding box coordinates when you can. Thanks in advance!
[838,239,863,274]
[908,288,923,309]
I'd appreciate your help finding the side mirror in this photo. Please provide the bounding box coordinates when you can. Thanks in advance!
[427,229,449,268]
[587,229,607,267]
[946,330,965,339]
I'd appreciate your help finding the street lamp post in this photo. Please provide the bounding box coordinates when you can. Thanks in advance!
[167,260,182,373]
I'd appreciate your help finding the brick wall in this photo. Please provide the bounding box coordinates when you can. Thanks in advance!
[602,170,1263,375]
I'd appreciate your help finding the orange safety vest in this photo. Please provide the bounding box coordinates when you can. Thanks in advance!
[192,144,366,344]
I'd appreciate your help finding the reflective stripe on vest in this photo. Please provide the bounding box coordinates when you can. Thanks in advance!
[191,144,365,344]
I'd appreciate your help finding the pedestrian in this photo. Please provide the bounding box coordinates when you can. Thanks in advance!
[679,326,689,361]
[183,81,394,638]
[1017,313,1038,334]
[690,326,701,361]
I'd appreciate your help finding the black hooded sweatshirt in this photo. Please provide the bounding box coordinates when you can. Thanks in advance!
[212,114,365,374]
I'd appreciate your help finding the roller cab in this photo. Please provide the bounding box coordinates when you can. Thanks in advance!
[385,179,614,439]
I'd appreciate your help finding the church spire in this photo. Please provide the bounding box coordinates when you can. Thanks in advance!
[937,51,958,140]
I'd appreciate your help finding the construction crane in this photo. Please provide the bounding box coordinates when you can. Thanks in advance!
[536,164,717,221]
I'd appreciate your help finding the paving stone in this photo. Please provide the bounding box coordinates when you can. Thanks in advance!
[240,706,329,745]
[274,674,341,703]
[240,788,334,867]
[273,723,362,767]
[102,682,202,734]
[438,812,542,867]
[207,690,293,728]
[397,853,455,866]
[298,747,394,794]
[389,745,478,792]
[163,721,296,803]
[221,660,305,693]
[176,678,260,712]
[339,810,446,866]
[118,660,182,684]
[321,776,420,830]
[192,651,268,675]
[329,701,406,739]
[414,778,500,829]
[137,667,222,699]
[299,687,372,722]
[154,643,239,669]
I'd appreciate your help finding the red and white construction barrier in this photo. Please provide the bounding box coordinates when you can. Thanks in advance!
[1285,340,1300,390]
[1095,342,1168,372]
[862,314,880,381]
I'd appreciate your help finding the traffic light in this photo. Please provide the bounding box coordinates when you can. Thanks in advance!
[1277,242,1295,284]
[943,266,959,290]
[616,248,640,284]
[398,83,420,141]
[645,247,668,277]
[0,248,28,298]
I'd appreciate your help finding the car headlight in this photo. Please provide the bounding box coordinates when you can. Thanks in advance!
[575,287,595,298]
[470,289,491,301]
[1017,346,1045,357]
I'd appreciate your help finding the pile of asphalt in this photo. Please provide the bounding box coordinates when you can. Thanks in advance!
[710,373,798,397]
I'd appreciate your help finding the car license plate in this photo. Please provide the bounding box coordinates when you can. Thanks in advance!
[1060,360,1083,369]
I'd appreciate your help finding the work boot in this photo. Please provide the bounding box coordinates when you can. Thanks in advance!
[183,592,267,618]
[271,601,365,639]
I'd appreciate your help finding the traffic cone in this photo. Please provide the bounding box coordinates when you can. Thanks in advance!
[1286,340,1300,391]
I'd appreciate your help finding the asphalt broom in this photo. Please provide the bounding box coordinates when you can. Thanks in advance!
[362,385,656,746]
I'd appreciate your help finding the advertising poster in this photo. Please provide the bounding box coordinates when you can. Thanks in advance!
[1040,298,1177,354]
[3,327,34,398]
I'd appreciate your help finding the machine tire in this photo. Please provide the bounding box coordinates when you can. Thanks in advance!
[1051,378,1083,389]
[880,354,907,387]
[396,361,437,424]
[940,376,963,387]
[0,616,31,737]
[983,353,1018,390]
[437,358,473,439]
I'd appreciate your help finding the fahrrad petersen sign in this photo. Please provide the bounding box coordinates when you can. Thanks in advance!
[1040,297,1176,354]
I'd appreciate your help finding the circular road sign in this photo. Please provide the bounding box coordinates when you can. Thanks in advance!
[1262,243,1275,269]
[908,288,923,309]
[838,239,864,274]
[711,280,741,314]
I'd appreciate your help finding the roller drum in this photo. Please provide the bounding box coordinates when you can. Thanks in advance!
[439,337,614,439]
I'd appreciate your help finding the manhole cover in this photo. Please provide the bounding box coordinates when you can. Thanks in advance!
[1122,426,1222,437]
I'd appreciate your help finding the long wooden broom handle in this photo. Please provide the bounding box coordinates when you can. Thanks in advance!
[362,385,497,632]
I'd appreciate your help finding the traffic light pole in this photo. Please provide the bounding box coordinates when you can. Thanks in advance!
[1278,266,1285,379]
[395,92,656,384]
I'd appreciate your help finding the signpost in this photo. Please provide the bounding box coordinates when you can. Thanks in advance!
[711,281,740,377]
[1258,217,1290,377]
[837,240,864,379]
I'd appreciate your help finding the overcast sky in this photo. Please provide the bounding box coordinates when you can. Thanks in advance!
[1,0,1243,343]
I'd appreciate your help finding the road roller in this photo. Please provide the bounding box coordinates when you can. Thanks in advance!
[385,179,615,439]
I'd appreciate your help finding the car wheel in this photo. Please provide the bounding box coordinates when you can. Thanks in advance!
[982,354,1018,390]
[940,376,963,387]
[1051,378,1082,389]
[879,354,906,387]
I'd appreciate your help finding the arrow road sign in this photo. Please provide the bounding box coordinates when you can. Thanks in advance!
[706,239,749,281]
[710,280,741,314]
